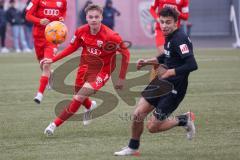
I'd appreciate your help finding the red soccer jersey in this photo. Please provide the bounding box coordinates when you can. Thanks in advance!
[52,24,130,79]
[150,0,189,27]
[26,0,67,37]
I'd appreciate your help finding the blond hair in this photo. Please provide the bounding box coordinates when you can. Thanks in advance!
[85,4,103,14]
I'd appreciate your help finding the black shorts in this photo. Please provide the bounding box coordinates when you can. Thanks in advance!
[141,77,187,121]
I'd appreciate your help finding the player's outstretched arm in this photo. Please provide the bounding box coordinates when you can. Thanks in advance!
[40,58,53,65]
[175,55,198,75]
[161,55,198,79]
[114,78,125,90]
[115,47,130,90]
[41,44,78,66]
[136,57,159,70]
[50,29,83,63]
[160,69,176,79]
[51,45,79,63]
[119,49,130,79]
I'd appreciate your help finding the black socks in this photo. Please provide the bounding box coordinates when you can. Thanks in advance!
[128,139,140,150]
[176,114,188,126]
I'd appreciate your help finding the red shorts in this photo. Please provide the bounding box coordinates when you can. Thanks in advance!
[74,65,110,93]
[34,37,58,61]
[155,28,165,47]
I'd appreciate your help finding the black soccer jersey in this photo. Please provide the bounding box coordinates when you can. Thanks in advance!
[157,29,197,77]
[142,29,198,121]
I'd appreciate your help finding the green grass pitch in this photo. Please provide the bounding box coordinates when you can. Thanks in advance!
[0,48,240,160]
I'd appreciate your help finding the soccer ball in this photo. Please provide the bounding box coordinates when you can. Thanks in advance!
[45,21,68,44]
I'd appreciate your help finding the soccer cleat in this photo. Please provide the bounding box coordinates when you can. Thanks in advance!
[23,48,32,53]
[184,112,196,140]
[34,92,43,104]
[16,49,21,53]
[1,47,9,53]
[114,146,140,156]
[83,101,97,126]
[44,122,56,136]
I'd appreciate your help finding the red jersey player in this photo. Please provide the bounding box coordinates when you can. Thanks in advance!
[42,4,130,136]
[150,0,189,54]
[25,0,67,104]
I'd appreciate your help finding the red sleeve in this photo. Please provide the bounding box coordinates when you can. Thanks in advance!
[25,0,41,25]
[119,48,130,79]
[52,29,83,62]
[149,0,159,20]
[52,45,78,62]
[179,0,189,20]
[61,0,67,19]
[113,34,130,79]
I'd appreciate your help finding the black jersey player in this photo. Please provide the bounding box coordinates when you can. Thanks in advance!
[114,7,198,156]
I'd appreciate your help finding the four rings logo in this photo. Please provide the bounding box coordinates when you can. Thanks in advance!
[44,9,60,16]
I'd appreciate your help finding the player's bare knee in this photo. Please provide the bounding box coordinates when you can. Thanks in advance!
[147,116,165,133]
[73,95,86,102]
[133,104,146,117]
[147,122,159,133]
[42,64,51,71]
[77,85,95,97]
[132,108,146,123]
[132,114,141,123]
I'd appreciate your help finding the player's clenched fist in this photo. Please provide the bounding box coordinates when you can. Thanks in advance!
[40,58,53,65]
[136,59,146,70]
[40,18,50,25]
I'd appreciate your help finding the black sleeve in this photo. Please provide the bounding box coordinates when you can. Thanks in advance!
[156,54,166,64]
[175,55,198,75]
[173,36,193,59]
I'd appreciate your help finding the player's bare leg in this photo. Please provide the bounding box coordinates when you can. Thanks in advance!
[74,83,97,125]
[146,115,178,133]
[146,112,196,140]
[44,82,97,136]
[47,69,54,90]
[34,63,51,104]
[114,97,154,156]
[131,98,154,140]
[75,83,96,114]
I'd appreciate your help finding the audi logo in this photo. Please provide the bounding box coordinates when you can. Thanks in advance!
[44,9,60,16]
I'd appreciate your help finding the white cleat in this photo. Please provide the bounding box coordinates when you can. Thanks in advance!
[34,92,43,104]
[83,101,97,126]
[23,48,32,53]
[114,146,140,156]
[16,49,21,53]
[44,122,56,136]
[184,112,196,140]
[1,47,9,53]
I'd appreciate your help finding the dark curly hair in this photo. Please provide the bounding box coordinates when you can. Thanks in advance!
[159,7,179,22]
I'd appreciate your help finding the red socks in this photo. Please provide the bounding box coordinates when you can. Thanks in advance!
[54,99,82,127]
[38,76,49,94]
[74,86,91,109]
[83,98,92,109]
